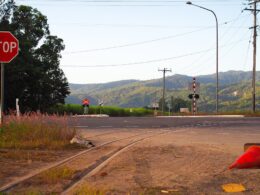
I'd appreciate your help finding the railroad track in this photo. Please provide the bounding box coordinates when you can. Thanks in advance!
[0,129,153,192]
[1,122,220,194]
[61,128,189,195]
[0,128,183,194]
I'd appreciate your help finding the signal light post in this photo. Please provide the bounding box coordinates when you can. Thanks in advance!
[192,77,197,115]
[188,77,200,115]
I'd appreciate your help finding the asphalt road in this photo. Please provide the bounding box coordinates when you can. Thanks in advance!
[70,116,260,129]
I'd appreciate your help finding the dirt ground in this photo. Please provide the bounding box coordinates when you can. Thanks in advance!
[76,125,260,194]
[0,149,78,187]
[2,124,260,194]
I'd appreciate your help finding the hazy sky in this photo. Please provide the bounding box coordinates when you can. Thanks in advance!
[16,0,257,84]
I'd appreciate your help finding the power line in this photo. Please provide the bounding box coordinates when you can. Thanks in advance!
[52,23,250,29]
[181,34,249,74]
[61,38,248,68]
[242,30,253,70]
[62,27,214,54]
[184,12,250,73]
[222,29,251,59]
[18,0,243,3]
[18,4,244,7]
[17,0,245,6]
[220,11,246,39]
[62,17,249,55]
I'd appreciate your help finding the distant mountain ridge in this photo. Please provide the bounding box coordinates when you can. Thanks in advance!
[66,71,260,112]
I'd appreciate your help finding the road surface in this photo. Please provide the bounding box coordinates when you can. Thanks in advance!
[70,116,258,129]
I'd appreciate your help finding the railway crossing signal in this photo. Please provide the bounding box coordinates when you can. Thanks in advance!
[188,77,200,115]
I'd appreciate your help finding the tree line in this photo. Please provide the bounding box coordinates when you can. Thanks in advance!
[0,0,70,112]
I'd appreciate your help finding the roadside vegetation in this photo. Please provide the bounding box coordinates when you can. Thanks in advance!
[0,113,76,150]
[47,104,260,117]
[48,104,154,117]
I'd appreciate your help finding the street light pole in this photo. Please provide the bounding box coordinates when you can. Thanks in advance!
[186,1,219,113]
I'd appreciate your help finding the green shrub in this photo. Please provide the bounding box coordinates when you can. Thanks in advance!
[48,104,153,117]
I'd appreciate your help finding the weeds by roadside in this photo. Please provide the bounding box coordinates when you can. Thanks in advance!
[0,113,76,150]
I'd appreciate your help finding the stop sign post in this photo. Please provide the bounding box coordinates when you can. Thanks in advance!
[0,31,19,124]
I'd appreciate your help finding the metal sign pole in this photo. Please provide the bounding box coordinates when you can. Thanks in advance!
[0,63,4,125]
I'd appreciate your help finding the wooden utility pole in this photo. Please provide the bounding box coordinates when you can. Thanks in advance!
[158,68,172,113]
[245,0,260,112]
[253,1,257,113]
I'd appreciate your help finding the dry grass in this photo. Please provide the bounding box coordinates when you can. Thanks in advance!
[74,185,106,195]
[39,166,76,184]
[0,113,76,150]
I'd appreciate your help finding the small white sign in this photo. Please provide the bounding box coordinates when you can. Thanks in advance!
[180,108,189,113]
[152,103,159,108]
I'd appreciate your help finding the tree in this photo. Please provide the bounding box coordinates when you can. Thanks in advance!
[0,0,14,22]
[158,97,167,112]
[0,4,70,112]
[171,97,191,113]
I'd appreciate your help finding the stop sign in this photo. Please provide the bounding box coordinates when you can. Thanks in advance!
[0,31,19,63]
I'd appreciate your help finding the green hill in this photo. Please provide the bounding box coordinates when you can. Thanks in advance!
[66,70,260,112]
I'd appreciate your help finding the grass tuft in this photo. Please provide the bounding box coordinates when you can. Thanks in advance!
[39,166,75,184]
[74,185,106,195]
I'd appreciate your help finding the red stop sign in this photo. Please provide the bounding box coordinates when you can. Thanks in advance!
[0,31,19,63]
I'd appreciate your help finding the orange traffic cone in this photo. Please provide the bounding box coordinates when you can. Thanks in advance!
[229,146,260,169]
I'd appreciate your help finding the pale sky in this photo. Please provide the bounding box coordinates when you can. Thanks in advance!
[16,0,258,84]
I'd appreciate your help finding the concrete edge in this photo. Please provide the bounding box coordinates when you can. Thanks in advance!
[72,114,109,118]
[156,115,245,118]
